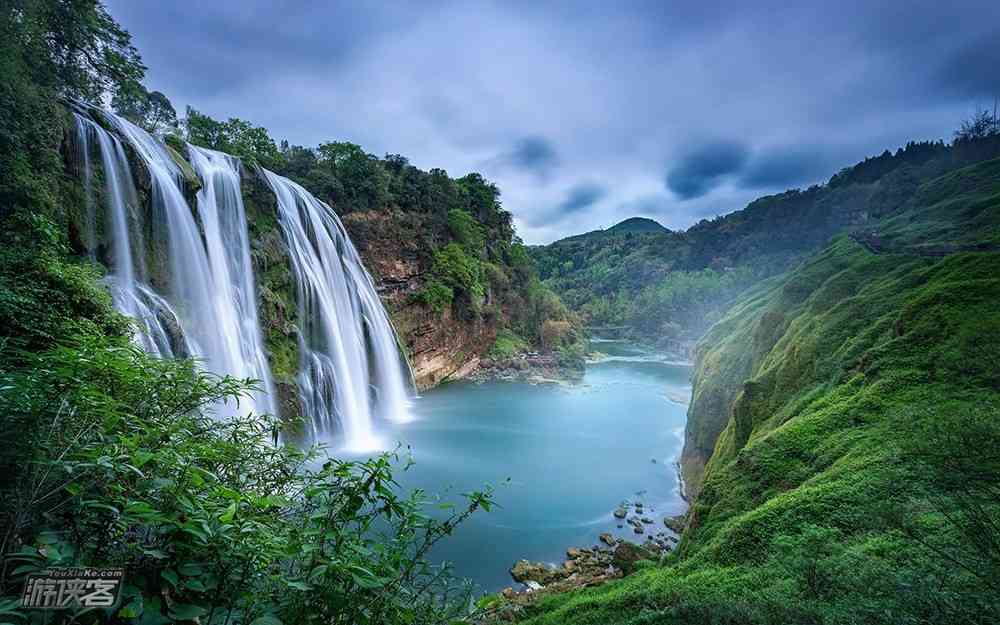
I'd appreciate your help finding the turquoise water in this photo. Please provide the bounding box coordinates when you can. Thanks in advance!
[339,341,692,592]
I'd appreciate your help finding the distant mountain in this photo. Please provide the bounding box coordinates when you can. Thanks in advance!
[545,217,668,245]
[606,217,668,235]
[529,134,1000,345]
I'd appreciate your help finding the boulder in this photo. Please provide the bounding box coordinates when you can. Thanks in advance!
[599,532,617,546]
[613,508,627,519]
[510,560,563,585]
[612,542,656,575]
[663,514,687,533]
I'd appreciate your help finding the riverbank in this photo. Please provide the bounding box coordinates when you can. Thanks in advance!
[476,339,693,612]
[471,351,586,384]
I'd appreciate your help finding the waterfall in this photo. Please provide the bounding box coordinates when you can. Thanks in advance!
[72,113,191,358]
[75,110,274,417]
[187,145,277,416]
[261,169,413,450]
[72,106,412,444]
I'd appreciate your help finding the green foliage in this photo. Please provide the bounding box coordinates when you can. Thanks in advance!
[531,133,1000,345]
[448,208,486,252]
[0,333,494,625]
[431,243,484,301]
[185,107,285,170]
[112,82,177,134]
[415,279,454,313]
[508,159,1000,625]
[1,0,144,223]
[490,330,529,358]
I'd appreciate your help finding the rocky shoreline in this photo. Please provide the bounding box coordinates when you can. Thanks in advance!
[471,351,585,385]
[479,504,689,622]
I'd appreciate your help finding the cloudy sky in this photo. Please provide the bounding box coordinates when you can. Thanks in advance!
[106,0,999,244]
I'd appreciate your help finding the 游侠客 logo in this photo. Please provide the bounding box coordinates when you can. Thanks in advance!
[20,568,124,610]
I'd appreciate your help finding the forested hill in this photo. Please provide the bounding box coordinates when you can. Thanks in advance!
[530,134,1000,349]
[507,153,1000,625]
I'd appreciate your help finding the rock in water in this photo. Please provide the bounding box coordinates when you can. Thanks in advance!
[599,532,617,546]
[613,507,627,519]
[612,542,656,575]
[510,560,562,585]
[663,514,687,533]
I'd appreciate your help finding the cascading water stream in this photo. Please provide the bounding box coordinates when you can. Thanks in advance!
[84,109,276,417]
[73,105,412,444]
[187,145,277,417]
[262,169,413,450]
[73,113,191,358]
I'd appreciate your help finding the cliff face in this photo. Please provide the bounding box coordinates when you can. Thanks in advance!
[340,209,498,389]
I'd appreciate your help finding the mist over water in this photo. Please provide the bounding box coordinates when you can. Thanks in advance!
[338,340,691,591]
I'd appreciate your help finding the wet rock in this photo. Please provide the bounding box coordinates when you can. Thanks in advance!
[510,560,563,585]
[612,542,656,575]
[633,525,645,534]
[599,533,617,546]
[613,508,627,519]
[663,514,687,533]
[641,517,654,524]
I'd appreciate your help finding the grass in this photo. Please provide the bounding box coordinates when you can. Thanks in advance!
[505,158,1000,624]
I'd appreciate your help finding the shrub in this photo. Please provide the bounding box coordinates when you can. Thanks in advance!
[0,333,494,625]
[415,279,454,313]
[490,329,529,358]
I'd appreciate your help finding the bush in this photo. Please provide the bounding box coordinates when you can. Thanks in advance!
[415,279,454,313]
[490,329,529,358]
[0,333,494,625]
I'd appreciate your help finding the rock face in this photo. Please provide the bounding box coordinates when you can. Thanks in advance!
[340,210,497,390]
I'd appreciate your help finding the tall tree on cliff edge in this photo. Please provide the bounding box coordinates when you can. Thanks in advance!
[1,0,146,219]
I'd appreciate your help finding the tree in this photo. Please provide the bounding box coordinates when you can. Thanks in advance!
[955,105,1000,143]
[112,82,177,134]
[311,142,389,212]
[184,107,285,169]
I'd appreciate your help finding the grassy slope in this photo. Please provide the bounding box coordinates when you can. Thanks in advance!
[512,159,1000,624]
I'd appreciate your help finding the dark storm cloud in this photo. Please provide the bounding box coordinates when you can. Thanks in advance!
[666,141,750,200]
[560,184,606,214]
[524,183,607,227]
[105,0,1000,243]
[483,136,559,179]
[739,147,838,190]
[933,33,1000,99]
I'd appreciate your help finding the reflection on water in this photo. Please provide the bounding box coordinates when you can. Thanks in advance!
[335,340,692,591]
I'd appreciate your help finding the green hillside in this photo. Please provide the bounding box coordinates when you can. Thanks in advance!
[503,158,1000,624]
[530,139,1000,347]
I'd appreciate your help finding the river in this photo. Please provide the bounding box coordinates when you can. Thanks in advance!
[341,339,692,591]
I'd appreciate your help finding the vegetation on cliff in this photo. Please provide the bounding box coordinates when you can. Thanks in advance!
[531,134,1000,348]
[501,157,1000,624]
[179,100,583,383]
